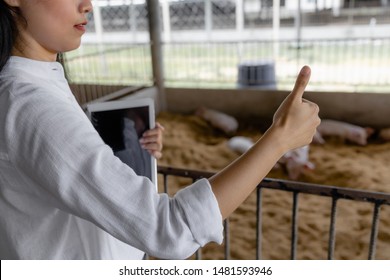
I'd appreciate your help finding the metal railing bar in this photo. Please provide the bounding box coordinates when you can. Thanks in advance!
[224,219,230,260]
[256,187,263,260]
[163,173,168,194]
[157,166,390,260]
[258,178,390,206]
[191,177,202,261]
[158,166,390,205]
[368,202,381,260]
[161,37,390,46]
[158,166,215,180]
[195,246,202,260]
[291,192,299,260]
[67,44,150,61]
[327,197,338,260]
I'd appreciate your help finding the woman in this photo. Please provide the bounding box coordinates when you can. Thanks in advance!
[0,0,320,259]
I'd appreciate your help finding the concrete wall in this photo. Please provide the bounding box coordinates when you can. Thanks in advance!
[165,88,390,129]
[75,85,390,129]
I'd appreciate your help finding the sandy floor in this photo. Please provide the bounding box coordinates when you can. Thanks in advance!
[155,111,390,260]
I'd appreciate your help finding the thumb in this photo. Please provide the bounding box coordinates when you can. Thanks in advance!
[288,65,311,102]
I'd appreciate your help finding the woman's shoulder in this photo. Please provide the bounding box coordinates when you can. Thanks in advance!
[1,73,71,108]
[0,57,68,99]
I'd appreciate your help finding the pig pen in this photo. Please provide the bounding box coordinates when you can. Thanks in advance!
[152,87,390,260]
[79,85,390,260]
[155,111,390,260]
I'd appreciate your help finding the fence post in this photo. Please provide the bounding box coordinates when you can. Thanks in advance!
[273,0,280,59]
[347,0,356,37]
[295,0,302,66]
[129,0,138,42]
[92,0,108,75]
[236,0,244,38]
[161,0,171,43]
[146,0,167,111]
[205,0,213,41]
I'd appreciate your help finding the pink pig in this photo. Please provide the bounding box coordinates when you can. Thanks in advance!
[316,119,374,146]
[195,106,239,135]
[379,128,390,141]
[312,129,325,144]
[276,145,315,180]
[227,136,254,154]
[227,137,313,181]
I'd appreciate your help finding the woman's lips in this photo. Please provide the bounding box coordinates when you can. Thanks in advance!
[74,23,87,32]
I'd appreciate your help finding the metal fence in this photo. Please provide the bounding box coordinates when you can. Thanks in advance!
[64,0,390,93]
[87,1,390,36]
[66,44,152,86]
[66,37,390,93]
[157,165,390,260]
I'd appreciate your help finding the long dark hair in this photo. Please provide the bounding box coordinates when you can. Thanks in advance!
[0,1,68,79]
[0,0,18,72]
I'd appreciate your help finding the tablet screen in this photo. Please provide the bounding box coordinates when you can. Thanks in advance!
[87,98,157,188]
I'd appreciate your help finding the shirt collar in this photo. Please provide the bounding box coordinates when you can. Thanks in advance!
[3,56,66,81]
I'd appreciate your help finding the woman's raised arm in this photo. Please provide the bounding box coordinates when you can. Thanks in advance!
[209,66,320,219]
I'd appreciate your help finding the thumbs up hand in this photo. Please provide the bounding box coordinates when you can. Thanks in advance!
[271,66,321,152]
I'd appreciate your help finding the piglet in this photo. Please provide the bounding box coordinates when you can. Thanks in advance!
[379,128,390,141]
[227,136,254,154]
[317,119,374,146]
[276,145,315,180]
[195,106,239,135]
[312,129,325,145]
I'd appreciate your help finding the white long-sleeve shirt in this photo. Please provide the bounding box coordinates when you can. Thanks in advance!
[0,56,223,260]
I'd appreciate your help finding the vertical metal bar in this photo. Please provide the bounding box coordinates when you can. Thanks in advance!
[327,197,338,260]
[130,0,137,41]
[163,174,168,194]
[161,0,171,43]
[295,0,302,66]
[291,192,299,260]
[273,0,280,59]
[91,0,107,78]
[146,0,167,110]
[192,178,202,260]
[348,0,355,26]
[195,247,202,260]
[368,202,381,260]
[236,0,244,35]
[256,186,263,260]
[224,219,230,260]
[150,172,168,261]
[205,0,212,41]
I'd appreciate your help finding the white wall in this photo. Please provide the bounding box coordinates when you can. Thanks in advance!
[165,87,390,128]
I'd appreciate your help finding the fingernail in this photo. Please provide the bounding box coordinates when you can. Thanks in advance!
[300,66,310,75]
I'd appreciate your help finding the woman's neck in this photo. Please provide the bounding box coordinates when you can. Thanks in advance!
[12,37,57,62]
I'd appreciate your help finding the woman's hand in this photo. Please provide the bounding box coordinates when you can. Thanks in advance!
[209,65,320,219]
[270,65,321,153]
[139,122,165,159]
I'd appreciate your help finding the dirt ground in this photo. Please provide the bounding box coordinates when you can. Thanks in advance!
[155,111,390,260]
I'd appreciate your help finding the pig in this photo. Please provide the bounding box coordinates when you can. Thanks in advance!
[227,137,313,180]
[312,129,325,145]
[276,145,315,180]
[227,136,254,154]
[227,135,314,180]
[195,106,239,135]
[316,119,374,146]
[379,128,390,141]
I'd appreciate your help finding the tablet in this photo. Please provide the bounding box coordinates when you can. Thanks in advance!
[86,98,157,189]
